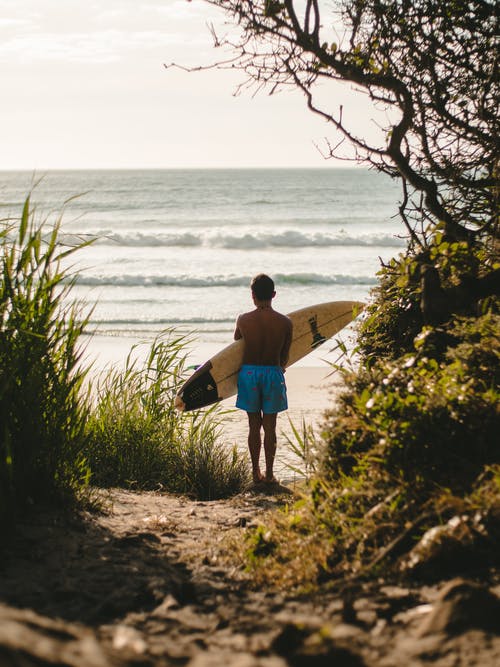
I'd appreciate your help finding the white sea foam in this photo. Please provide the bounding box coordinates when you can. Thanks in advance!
[90,317,232,325]
[72,273,378,288]
[67,229,404,249]
[1,168,403,345]
[93,231,202,247]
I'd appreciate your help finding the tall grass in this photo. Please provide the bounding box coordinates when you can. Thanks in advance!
[0,197,92,527]
[84,333,250,499]
[280,417,319,481]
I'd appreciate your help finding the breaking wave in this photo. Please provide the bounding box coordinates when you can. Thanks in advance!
[75,229,404,249]
[73,273,377,288]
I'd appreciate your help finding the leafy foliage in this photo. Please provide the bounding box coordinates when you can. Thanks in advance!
[358,230,499,361]
[323,314,500,492]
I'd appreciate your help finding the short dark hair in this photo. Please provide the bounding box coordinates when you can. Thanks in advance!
[251,273,275,300]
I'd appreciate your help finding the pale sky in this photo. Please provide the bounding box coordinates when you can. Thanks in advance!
[0,0,375,170]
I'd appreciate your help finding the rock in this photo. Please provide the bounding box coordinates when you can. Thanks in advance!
[188,652,287,667]
[271,622,366,666]
[416,578,500,636]
[112,624,147,653]
[400,514,487,578]
[0,603,113,667]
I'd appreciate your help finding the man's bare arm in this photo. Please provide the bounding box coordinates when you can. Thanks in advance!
[234,315,243,341]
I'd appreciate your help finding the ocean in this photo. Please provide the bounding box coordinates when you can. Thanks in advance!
[0,168,404,367]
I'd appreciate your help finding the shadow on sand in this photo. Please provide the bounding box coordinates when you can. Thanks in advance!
[246,480,295,496]
[0,505,202,626]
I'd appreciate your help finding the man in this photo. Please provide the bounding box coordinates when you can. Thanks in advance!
[234,274,292,484]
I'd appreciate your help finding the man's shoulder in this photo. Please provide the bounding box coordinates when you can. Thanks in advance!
[238,310,254,321]
[275,311,292,325]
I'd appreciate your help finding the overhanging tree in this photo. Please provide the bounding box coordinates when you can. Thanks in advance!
[174,0,499,316]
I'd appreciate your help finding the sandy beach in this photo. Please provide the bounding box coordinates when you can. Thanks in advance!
[83,334,342,481]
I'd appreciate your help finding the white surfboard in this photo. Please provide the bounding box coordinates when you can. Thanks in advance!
[175,300,364,411]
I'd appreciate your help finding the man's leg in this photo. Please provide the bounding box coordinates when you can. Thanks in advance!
[247,412,263,482]
[262,413,278,482]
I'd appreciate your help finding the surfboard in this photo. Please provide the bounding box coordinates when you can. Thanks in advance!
[175,300,364,411]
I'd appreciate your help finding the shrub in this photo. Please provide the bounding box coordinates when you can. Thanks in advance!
[0,198,92,528]
[357,250,423,361]
[322,314,500,493]
[235,315,499,588]
[358,231,498,362]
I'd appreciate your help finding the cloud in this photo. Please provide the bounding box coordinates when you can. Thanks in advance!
[0,0,221,64]
[0,17,33,28]
[0,30,199,64]
[99,0,215,22]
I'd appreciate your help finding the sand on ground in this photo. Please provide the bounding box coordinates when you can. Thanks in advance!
[2,488,499,667]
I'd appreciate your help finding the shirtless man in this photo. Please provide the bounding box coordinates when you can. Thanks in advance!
[234,274,292,484]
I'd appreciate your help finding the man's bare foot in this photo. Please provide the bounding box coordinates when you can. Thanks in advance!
[263,474,278,484]
[252,470,264,483]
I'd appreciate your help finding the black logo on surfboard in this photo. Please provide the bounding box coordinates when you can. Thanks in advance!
[308,315,327,349]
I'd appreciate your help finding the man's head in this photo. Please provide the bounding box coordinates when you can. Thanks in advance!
[251,274,275,301]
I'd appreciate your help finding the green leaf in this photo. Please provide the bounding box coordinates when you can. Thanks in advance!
[19,196,30,244]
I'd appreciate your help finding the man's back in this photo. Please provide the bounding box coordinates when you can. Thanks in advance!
[235,307,292,367]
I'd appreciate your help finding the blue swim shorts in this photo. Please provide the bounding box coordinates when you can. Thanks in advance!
[236,365,288,414]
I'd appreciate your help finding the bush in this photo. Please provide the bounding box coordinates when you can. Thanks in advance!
[0,198,92,527]
[357,251,423,361]
[358,231,498,362]
[235,314,499,588]
[85,333,250,500]
[322,314,500,493]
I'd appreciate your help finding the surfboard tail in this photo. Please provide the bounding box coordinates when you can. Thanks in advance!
[174,395,186,412]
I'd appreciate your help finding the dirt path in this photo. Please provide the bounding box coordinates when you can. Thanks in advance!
[1,488,499,666]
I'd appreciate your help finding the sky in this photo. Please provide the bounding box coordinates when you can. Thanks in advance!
[0,0,374,170]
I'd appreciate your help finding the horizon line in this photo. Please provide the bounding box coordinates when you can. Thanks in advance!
[0,164,364,173]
